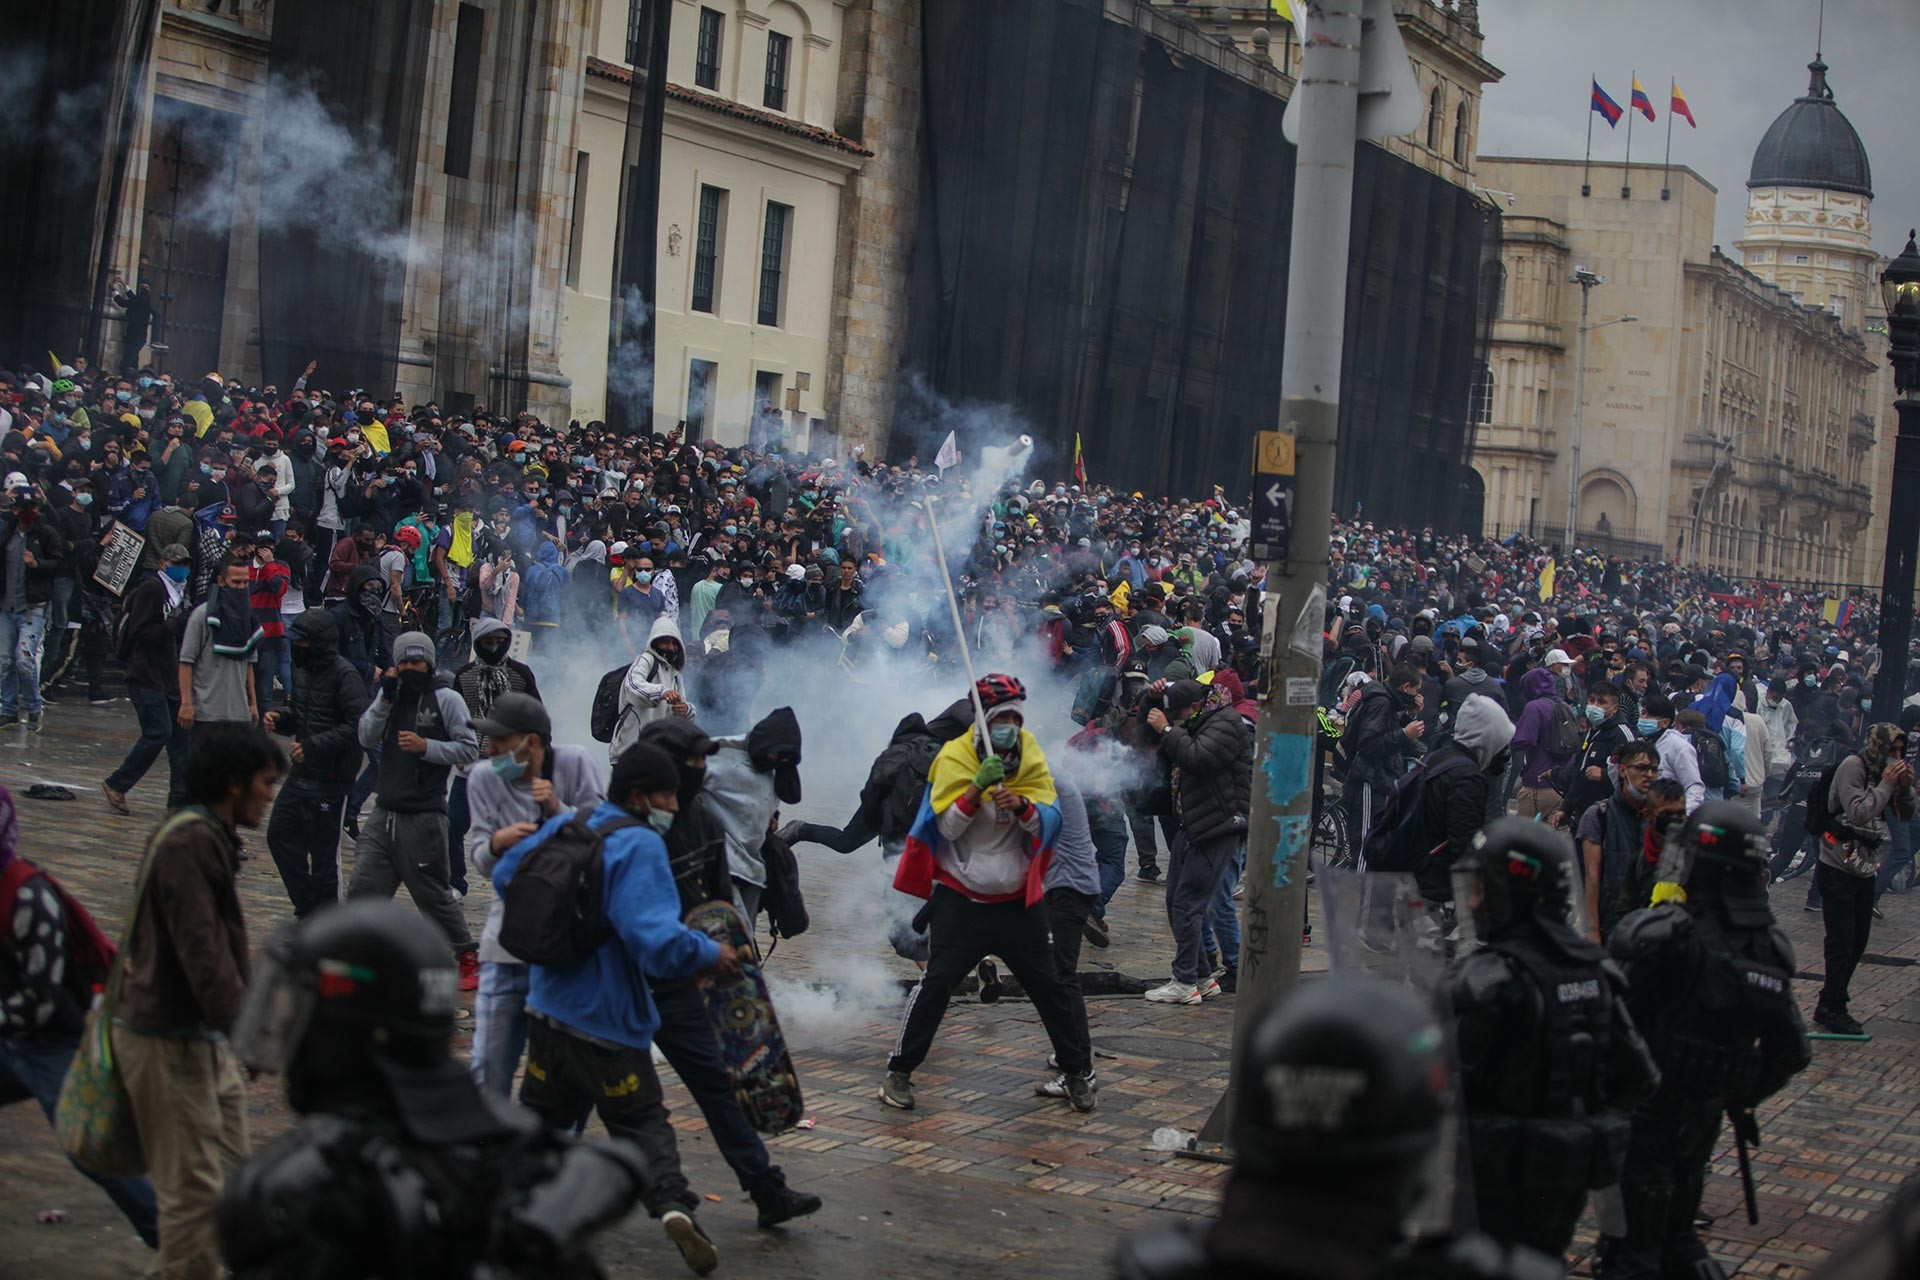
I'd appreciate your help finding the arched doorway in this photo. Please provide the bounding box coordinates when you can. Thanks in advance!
[1577,473,1635,539]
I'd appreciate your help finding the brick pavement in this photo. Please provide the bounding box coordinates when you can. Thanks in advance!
[3,703,1918,1278]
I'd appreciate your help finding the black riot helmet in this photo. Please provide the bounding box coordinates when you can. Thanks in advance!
[1231,976,1447,1215]
[232,901,495,1140]
[1660,800,1774,926]
[1452,818,1580,939]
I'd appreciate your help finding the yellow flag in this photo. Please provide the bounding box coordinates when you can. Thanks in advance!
[1269,0,1293,19]
[1538,559,1556,600]
[1821,598,1841,625]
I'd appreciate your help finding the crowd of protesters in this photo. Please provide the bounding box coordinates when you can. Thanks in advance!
[3,354,1920,1274]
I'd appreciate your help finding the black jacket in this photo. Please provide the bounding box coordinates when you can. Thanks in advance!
[1419,742,1495,898]
[1161,703,1253,844]
[1343,682,1423,792]
[329,564,389,686]
[0,514,64,606]
[118,571,189,689]
[277,609,370,792]
[1557,713,1638,825]
[859,713,947,843]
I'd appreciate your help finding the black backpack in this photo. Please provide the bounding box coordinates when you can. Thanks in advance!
[1546,700,1584,757]
[1803,758,1851,843]
[1361,751,1475,873]
[590,664,628,743]
[498,807,640,965]
[1689,729,1730,791]
[759,828,809,940]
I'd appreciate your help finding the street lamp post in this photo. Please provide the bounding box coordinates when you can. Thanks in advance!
[1873,230,1920,713]
[1564,268,1636,547]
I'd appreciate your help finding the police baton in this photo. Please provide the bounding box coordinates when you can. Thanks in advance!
[1729,1107,1761,1226]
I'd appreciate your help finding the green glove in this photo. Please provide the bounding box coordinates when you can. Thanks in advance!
[973,755,1008,789]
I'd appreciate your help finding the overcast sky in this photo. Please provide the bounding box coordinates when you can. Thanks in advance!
[1476,0,1919,260]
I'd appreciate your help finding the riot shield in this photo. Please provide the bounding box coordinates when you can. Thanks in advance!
[1318,867,1471,1240]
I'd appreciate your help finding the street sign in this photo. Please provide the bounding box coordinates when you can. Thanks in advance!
[1251,430,1296,563]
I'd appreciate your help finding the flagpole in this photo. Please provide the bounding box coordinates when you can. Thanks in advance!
[1622,70,1634,199]
[1583,72,1595,197]
[1661,78,1675,201]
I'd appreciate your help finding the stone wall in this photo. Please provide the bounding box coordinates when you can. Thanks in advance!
[822,0,921,456]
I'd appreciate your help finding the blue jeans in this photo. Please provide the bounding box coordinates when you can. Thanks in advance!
[447,774,471,895]
[1088,806,1130,918]
[0,1035,159,1247]
[254,635,291,711]
[470,961,531,1096]
[650,978,779,1192]
[1204,842,1245,971]
[105,682,189,804]
[1875,814,1920,902]
[0,604,47,717]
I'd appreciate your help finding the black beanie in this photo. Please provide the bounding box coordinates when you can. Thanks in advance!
[610,742,679,800]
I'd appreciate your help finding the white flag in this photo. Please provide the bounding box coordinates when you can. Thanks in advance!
[934,430,959,472]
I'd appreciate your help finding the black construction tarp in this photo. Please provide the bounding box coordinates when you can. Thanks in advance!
[257,0,434,394]
[0,0,159,370]
[902,0,1498,532]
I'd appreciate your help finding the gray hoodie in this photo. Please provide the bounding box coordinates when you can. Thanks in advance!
[612,614,691,759]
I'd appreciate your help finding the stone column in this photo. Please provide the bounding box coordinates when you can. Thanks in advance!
[823,0,922,458]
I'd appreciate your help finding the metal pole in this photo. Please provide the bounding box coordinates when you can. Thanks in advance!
[1873,393,1920,713]
[920,497,992,744]
[1203,0,1362,1142]
[1566,282,1590,547]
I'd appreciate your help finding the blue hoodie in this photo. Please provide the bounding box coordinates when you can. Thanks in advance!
[492,802,720,1050]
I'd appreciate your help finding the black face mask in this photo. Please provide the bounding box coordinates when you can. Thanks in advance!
[290,644,318,670]
[355,586,383,615]
[475,637,510,664]
[398,669,433,696]
[677,765,706,805]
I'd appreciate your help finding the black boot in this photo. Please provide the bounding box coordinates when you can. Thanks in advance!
[751,1177,823,1229]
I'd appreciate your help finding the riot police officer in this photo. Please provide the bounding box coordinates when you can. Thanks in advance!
[1601,801,1812,1280]
[1448,819,1662,1258]
[1116,975,1563,1280]
[219,900,649,1279]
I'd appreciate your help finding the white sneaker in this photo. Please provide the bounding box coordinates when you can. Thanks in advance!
[1197,977,1222,1000]
[1034,1069,1098,1097]
[1144,979,1203,1006]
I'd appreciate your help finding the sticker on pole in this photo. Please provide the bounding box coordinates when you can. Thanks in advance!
[1252,430,1296,564]
[1285,677,1316,706]
[1290,583,1326,661]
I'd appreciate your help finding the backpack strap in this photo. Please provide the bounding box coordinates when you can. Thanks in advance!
[108,809,219,1010]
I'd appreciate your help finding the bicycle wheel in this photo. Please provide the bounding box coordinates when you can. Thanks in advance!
[1310,803,1352,872]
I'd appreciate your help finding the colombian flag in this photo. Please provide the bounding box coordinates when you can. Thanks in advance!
[1591,79,1623,127]
[1671,81,1697,128]
[1630,77,1656,122]
[894,730,1062,908]
[1538,558,1557,601]
[1073,433,1087,486]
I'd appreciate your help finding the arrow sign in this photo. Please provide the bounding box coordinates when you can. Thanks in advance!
[1252,431,1296,563]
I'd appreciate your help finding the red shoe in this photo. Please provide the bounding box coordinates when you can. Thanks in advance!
[457,949,481,992]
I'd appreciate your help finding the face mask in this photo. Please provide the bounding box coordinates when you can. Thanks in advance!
[475,637,510,663]
[489,748,529,784]
[633,570,654,586]
[645,807,675,834]
[1637,718,1659,737]
[1623,780,1647,801]
[1804,675,1817,687]
[209,468,226,482]
[138,408,155,422]
[1585,704,1606,725]
[77,491,94,508]
[1650,813,1679,841]
[990,723,1020,751]
[724,525,737,535]
[1862,699,1873,714]
[115,390,132,403]
[165,563,190,584]
[398,669,433,695]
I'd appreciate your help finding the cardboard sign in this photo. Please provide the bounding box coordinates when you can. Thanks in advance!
[92,521,145,597]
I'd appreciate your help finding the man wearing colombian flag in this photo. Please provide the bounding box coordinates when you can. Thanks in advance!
[882,674,1096,1113]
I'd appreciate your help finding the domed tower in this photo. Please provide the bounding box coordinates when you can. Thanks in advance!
[1736,54,1874,329]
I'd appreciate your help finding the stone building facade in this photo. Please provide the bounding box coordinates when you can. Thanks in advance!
[1470,156,1875,587]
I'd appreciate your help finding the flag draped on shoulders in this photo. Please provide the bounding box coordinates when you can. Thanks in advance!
[894,729,1061,907]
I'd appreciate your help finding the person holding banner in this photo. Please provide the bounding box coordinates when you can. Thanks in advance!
[102,543,195,814]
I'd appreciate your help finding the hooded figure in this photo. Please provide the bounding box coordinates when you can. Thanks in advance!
[329,563,390,685]
[704,707,803,919]
[1415,693,1517,901]
[455,618,540,756]
[610,614,691,759]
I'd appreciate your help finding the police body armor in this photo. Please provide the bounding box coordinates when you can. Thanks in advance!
[220,1109,645,1280]
[1455,938,1633,1194]
[1617,906,1796,1104]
